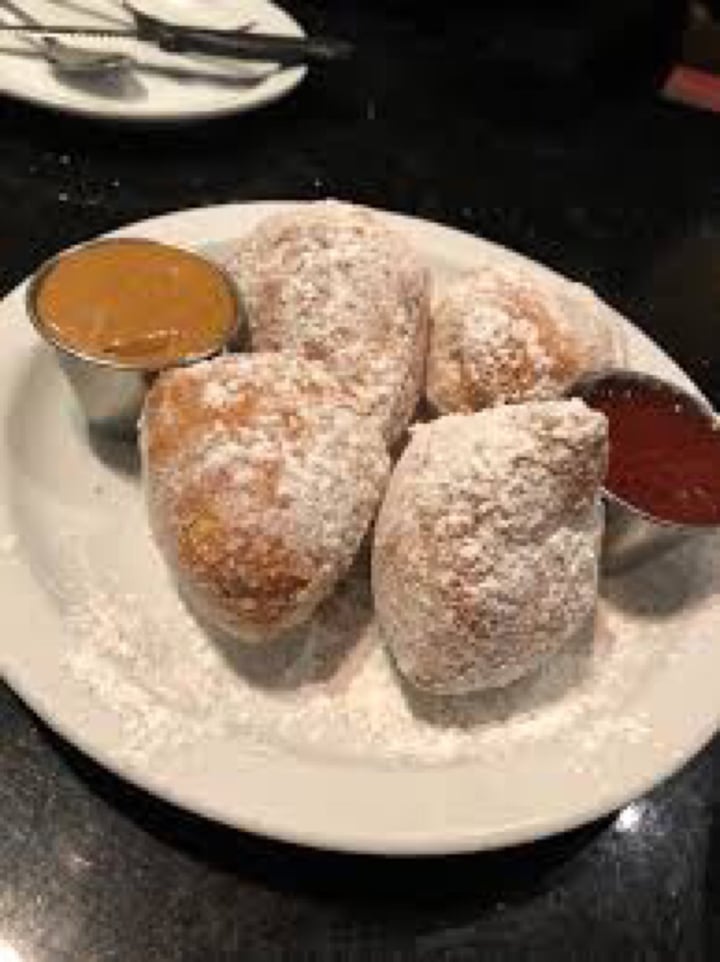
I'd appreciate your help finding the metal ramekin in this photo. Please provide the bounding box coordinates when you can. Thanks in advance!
[571,369,720,574]
[26,238,245,439]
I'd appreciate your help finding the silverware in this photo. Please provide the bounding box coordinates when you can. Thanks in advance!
[571,370,720,574]
[26,239,244,439]
[0,20,353,65]
[0,0,131,75]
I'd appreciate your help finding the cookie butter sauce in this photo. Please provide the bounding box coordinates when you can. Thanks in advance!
[34,239,236,367]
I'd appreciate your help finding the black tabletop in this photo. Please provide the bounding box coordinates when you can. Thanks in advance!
[1,3,719,960]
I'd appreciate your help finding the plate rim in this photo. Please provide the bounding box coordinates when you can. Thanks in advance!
[2,200,718,855]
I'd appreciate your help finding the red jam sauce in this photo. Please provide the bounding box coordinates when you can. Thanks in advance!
[580,374,720,526]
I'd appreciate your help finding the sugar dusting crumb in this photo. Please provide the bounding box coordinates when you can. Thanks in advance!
[0,534,17,554]
[202,378,232,409]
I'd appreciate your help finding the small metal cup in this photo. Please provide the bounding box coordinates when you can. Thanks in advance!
[26,239,244,439]
[600,494,705,574]
[571,370,720,574]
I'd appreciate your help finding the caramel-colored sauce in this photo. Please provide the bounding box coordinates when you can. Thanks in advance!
[35,239,236,366]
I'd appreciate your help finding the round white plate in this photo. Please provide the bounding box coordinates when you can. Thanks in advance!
[0,1,306,122]
[1,202,719,855]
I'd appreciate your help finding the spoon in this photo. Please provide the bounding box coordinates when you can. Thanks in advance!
[1,0,131,76]
[33,35,131,74]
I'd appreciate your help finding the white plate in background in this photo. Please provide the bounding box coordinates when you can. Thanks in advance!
[0,0,306,122]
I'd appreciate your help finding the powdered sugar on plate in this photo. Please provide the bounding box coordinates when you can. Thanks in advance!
[51,509,719,771]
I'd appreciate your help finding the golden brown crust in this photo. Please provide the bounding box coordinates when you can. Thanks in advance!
[427,261,623,414]
[142,354,390,643]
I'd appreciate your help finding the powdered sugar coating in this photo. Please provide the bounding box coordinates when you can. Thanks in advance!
[225,200,431,445]
[426,258,625,414]
[141,353,390,643]
[373,400,608,693]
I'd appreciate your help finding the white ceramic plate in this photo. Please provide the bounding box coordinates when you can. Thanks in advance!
[0,1,306,122]
[1,202,719,855]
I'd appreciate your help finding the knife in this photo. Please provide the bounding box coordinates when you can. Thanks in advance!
[0,22,353,65]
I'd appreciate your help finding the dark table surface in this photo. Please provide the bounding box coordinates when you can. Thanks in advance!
[1,3,719,960]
